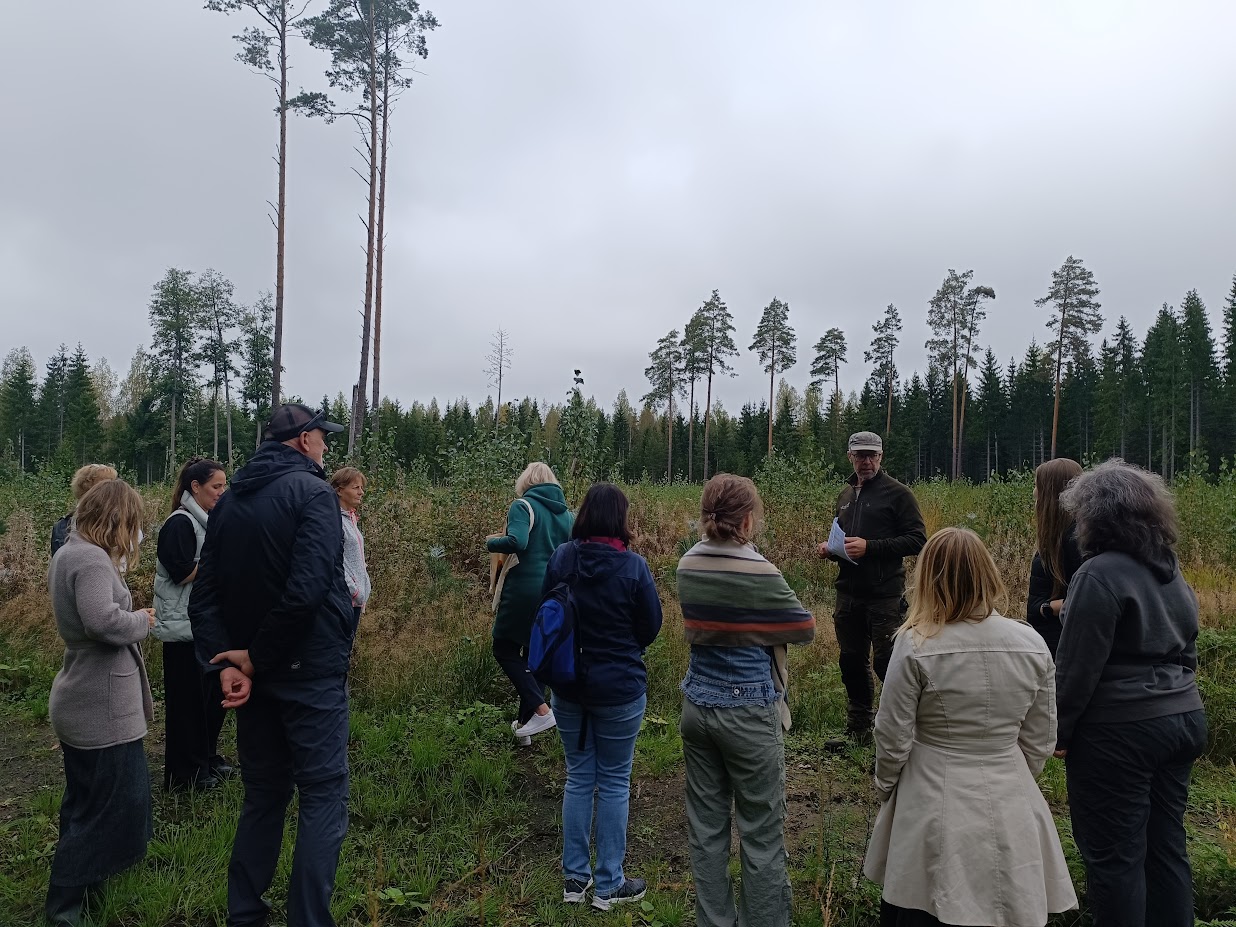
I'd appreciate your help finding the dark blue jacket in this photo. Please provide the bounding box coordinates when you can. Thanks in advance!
[190,441,354,681]
[542,540,663,707]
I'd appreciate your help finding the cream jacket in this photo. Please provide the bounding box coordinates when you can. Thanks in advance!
[863,613,1077,927]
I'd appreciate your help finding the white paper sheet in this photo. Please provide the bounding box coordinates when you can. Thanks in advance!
[827,517,856,564]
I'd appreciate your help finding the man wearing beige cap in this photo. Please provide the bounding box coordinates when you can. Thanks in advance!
[817,431,925,750]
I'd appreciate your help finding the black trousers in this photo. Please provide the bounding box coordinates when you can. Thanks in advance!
[229,676,350,927]
[1066,709,1207,927]
[880,899,956,926]
[832,594,905,729]
[492,636,546,726]
[163,641,227,788]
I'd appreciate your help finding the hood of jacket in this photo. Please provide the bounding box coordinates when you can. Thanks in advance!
[230,441,326,496]
[523,482,569,515]
[573,538,632,581]
[1146,548,1179,584]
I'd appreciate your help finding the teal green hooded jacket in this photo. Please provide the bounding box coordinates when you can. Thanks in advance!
[486,483,574,643]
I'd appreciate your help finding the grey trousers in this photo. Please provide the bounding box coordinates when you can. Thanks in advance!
[680,698,791,927]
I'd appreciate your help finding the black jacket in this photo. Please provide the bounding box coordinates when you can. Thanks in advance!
[542,540,663,707]
[833,469,926,598]
[1055,549,1204,749]
[190,441,354,681]
[1026,523,1084,656]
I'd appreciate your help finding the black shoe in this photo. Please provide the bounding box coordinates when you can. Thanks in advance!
[562,877,592,903]
[591,877,647,911]
[210,755,237,780]
[824,727,873,753]
[45,882,85,926]
[166,774,221,793]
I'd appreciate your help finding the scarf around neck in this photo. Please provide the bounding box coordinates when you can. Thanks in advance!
[676,538,815,646]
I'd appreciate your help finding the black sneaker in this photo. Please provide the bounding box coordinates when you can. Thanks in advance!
[562,878,592,903]
[824,727,873,753]
[591,877,647,911]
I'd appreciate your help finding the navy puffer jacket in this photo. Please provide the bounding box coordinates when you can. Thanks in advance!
[190,441,354,681]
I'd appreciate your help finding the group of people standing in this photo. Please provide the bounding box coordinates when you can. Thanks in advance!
[43,403,372,927]
[487,431,1209,927]
[40,405,1208,927]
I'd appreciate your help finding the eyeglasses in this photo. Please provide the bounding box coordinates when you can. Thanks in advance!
[849,451,881,460]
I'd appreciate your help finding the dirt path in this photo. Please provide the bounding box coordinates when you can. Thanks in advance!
[0,708,63,823]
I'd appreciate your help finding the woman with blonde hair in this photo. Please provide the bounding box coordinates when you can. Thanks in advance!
[485,462,573,741]
[50,463,119,556]
[676,474,815,927]
[331,466,371,633]
[865,527,1076,926]
[1026,457,1084,655]
[46,479,157,926]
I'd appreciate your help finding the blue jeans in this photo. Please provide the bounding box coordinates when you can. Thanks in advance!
[1066,709,1207,927]
[552,693,646,895]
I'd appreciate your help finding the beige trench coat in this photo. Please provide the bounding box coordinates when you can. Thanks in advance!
[863,613,1077,927]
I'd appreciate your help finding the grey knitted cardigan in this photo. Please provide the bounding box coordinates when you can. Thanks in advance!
[48,534,154,749]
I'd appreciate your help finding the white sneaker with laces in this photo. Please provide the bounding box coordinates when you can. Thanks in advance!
[515,709,557,738]
[510,720,531,747]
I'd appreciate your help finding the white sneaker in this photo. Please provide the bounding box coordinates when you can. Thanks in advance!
[515,709,557,738]
[510,720,531,747]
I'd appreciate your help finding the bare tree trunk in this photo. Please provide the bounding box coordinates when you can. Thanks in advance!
[213,383,220,459]
[885,373,893,436]
[703,370,714,481]
[370,30,392,441]
[272,4,288,410]
[349,5,379,454]
[666,393,674,480]
[687,379,695,481]
[223,366,234,465]
[1050,308,1067,459]
[767,348,775,457]
[169,392,177,465]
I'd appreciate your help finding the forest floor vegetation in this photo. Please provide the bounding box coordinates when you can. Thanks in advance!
[1,465,1234,925]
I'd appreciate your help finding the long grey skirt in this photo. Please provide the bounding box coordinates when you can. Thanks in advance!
[50,739,153,887]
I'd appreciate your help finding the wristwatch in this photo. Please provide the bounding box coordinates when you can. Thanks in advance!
[1039,601,1053,620]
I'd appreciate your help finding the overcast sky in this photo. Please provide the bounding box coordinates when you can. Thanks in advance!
[3,0,1235,415]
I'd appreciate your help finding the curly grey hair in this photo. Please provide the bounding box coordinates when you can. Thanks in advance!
[1058,458,1178,565]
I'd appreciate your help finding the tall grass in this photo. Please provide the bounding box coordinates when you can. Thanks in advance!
[1,467,1234,924]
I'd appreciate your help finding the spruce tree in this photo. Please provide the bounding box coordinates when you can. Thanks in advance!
[0,348,38,470]
[1178,289,1218,469]
[62,345,102,466]
[148,268,200,467]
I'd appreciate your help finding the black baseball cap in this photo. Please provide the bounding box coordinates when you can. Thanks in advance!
[264,403,346,442]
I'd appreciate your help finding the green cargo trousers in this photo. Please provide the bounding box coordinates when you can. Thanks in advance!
[680,698,791,927]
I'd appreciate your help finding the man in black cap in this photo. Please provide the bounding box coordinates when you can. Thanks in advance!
[818,431,926,751]
[190,403,353,927]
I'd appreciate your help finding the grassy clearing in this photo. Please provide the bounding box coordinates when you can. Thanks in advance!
[1,472,1234,924]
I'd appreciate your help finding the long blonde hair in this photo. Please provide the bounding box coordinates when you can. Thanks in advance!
[903,527,1007,640]
[1034,457,1082,595]
[72,479,146,571]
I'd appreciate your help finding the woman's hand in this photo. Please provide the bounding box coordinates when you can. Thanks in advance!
[1053,748,1067,759]
[144,607,156,628]
[1050,598,1064,617]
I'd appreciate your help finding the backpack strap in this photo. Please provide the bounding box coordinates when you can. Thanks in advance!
[515,497,535,531]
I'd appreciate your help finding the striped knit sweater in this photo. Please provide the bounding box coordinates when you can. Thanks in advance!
[677,538,816,729]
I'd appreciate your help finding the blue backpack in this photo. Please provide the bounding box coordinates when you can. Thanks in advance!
[528,544,584,694]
